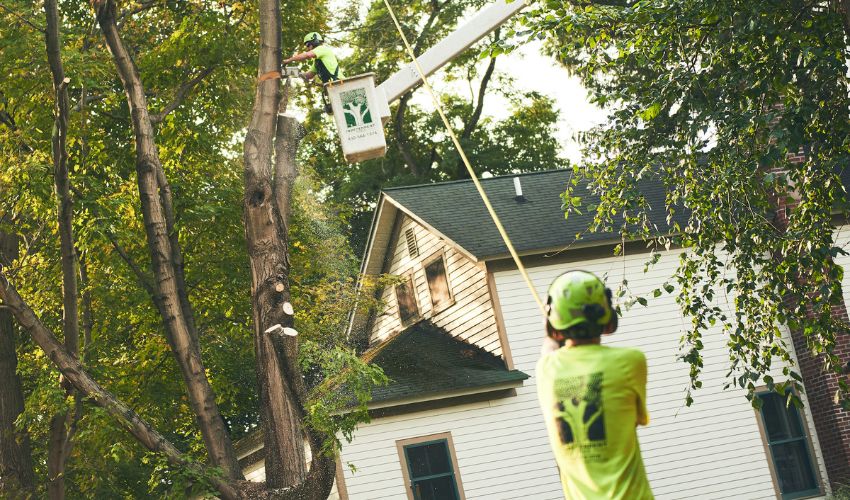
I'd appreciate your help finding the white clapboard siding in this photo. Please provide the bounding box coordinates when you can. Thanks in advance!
[491,249,829,499]
[336,246,830,499]
[367,215,502,356]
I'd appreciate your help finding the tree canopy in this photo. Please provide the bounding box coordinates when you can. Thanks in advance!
[299,0,569,252]
[518,0,850,405]
[0,0,384,496]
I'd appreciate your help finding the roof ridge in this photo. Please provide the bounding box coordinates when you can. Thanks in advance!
[382,168,570,193]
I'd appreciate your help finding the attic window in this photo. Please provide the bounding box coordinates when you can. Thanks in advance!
[405,228,419,259]
[396,275,419,326]
[425,255,453,313]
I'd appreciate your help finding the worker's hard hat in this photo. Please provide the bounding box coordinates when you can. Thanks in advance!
[546,270,616,334]
[303,32,323,45]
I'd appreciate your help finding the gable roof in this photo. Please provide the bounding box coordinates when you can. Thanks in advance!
[365,321,528,409]
[382,168,674,261]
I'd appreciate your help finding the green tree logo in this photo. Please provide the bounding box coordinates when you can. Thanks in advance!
[554,372,605,446]
[340,88,372,128]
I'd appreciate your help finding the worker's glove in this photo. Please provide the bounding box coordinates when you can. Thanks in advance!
[299,72,311,84]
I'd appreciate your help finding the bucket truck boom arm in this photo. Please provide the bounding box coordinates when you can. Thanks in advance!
[374,0,527,120]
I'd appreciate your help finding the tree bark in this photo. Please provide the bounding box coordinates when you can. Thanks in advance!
[241,0,334,495]
[44,2,80,496]
[93,0,241,480]
[243,0,306,488]
[0,233,35,498]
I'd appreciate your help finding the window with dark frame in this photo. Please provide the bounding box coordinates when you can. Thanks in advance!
[757,391,820,499]
[403,439,460,500]
[396,275,419,325]
[424,256,452,311]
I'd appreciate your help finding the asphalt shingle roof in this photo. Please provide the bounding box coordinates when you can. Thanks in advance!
[384,169,675,260]
[367,321,529,405]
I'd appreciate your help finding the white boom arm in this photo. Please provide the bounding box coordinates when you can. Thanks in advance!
[375,0,527,121]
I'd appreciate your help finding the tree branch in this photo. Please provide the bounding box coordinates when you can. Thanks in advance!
[150,66,216,124]
[45,1,81,495]
[93,0,241,480]
[394,92,422,177]
[0,270,239,500]
[0,3,44,32]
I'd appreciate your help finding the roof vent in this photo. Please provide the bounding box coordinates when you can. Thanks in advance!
[405,227,419,258]
[513,177,526,202]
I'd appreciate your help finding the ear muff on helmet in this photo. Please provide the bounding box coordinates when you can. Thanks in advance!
[604,287,618,333]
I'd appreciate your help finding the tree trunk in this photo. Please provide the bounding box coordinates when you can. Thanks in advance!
[44,1,81,496]
[93,0,242,479]
[0,232,35,498]
[241,0,334,495]
[455,54,497,179]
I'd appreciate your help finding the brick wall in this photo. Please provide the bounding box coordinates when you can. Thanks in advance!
[776,152,850,490]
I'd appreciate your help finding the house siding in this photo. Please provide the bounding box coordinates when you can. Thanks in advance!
[368,215,502,356]
[337,247,830,499]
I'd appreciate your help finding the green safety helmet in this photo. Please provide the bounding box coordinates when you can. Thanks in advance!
[546,270,616,336]
[303,32,323,46]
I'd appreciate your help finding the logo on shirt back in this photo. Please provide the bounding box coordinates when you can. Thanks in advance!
[554,372,606,450]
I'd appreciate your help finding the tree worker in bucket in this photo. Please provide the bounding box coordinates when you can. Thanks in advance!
[284,32,342,114]
[537,270,654,499]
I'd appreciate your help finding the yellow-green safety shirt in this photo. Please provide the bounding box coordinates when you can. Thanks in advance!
[311,45,341,82]
[536,344,654,500]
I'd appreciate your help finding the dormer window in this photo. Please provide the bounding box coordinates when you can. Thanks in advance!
[396,274,419,326]
[424,254,453,313]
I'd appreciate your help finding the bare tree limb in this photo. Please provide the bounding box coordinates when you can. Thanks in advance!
[0,270,240,500]
[150,66,216,124]
[393,92,422,177]
[45,1,81,495]
[93,0,241,479]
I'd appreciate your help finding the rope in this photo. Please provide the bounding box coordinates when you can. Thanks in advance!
[381,0,545,314]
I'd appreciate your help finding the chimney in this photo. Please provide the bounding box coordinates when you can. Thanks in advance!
[513,177,526,202]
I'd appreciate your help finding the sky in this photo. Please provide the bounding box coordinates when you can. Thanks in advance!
[465,40,607,163]
[311,2,610,164]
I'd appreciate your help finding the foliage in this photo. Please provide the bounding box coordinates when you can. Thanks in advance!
[519,0,850,406]
[0,0,383,495]
[299,0,569,253]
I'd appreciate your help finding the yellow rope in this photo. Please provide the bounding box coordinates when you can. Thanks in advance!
[381,0,545,314]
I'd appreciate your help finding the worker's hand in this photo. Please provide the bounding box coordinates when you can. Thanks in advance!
[299,72,311,84]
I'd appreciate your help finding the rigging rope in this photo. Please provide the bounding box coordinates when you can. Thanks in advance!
[381,0,545,314]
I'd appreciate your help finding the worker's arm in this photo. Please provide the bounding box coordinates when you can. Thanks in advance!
[283,51,316,64]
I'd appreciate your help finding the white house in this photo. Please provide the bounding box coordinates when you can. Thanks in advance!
[242,168,850,499]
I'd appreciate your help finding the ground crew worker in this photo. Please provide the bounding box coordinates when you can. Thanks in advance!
[537,270,654,500]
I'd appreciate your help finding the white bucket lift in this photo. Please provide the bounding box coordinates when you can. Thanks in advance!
[324,0,527,164]
[325,73,387,163]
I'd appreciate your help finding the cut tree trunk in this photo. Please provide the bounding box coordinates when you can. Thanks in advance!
[241,0,334,495]
[0,232,35,497]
